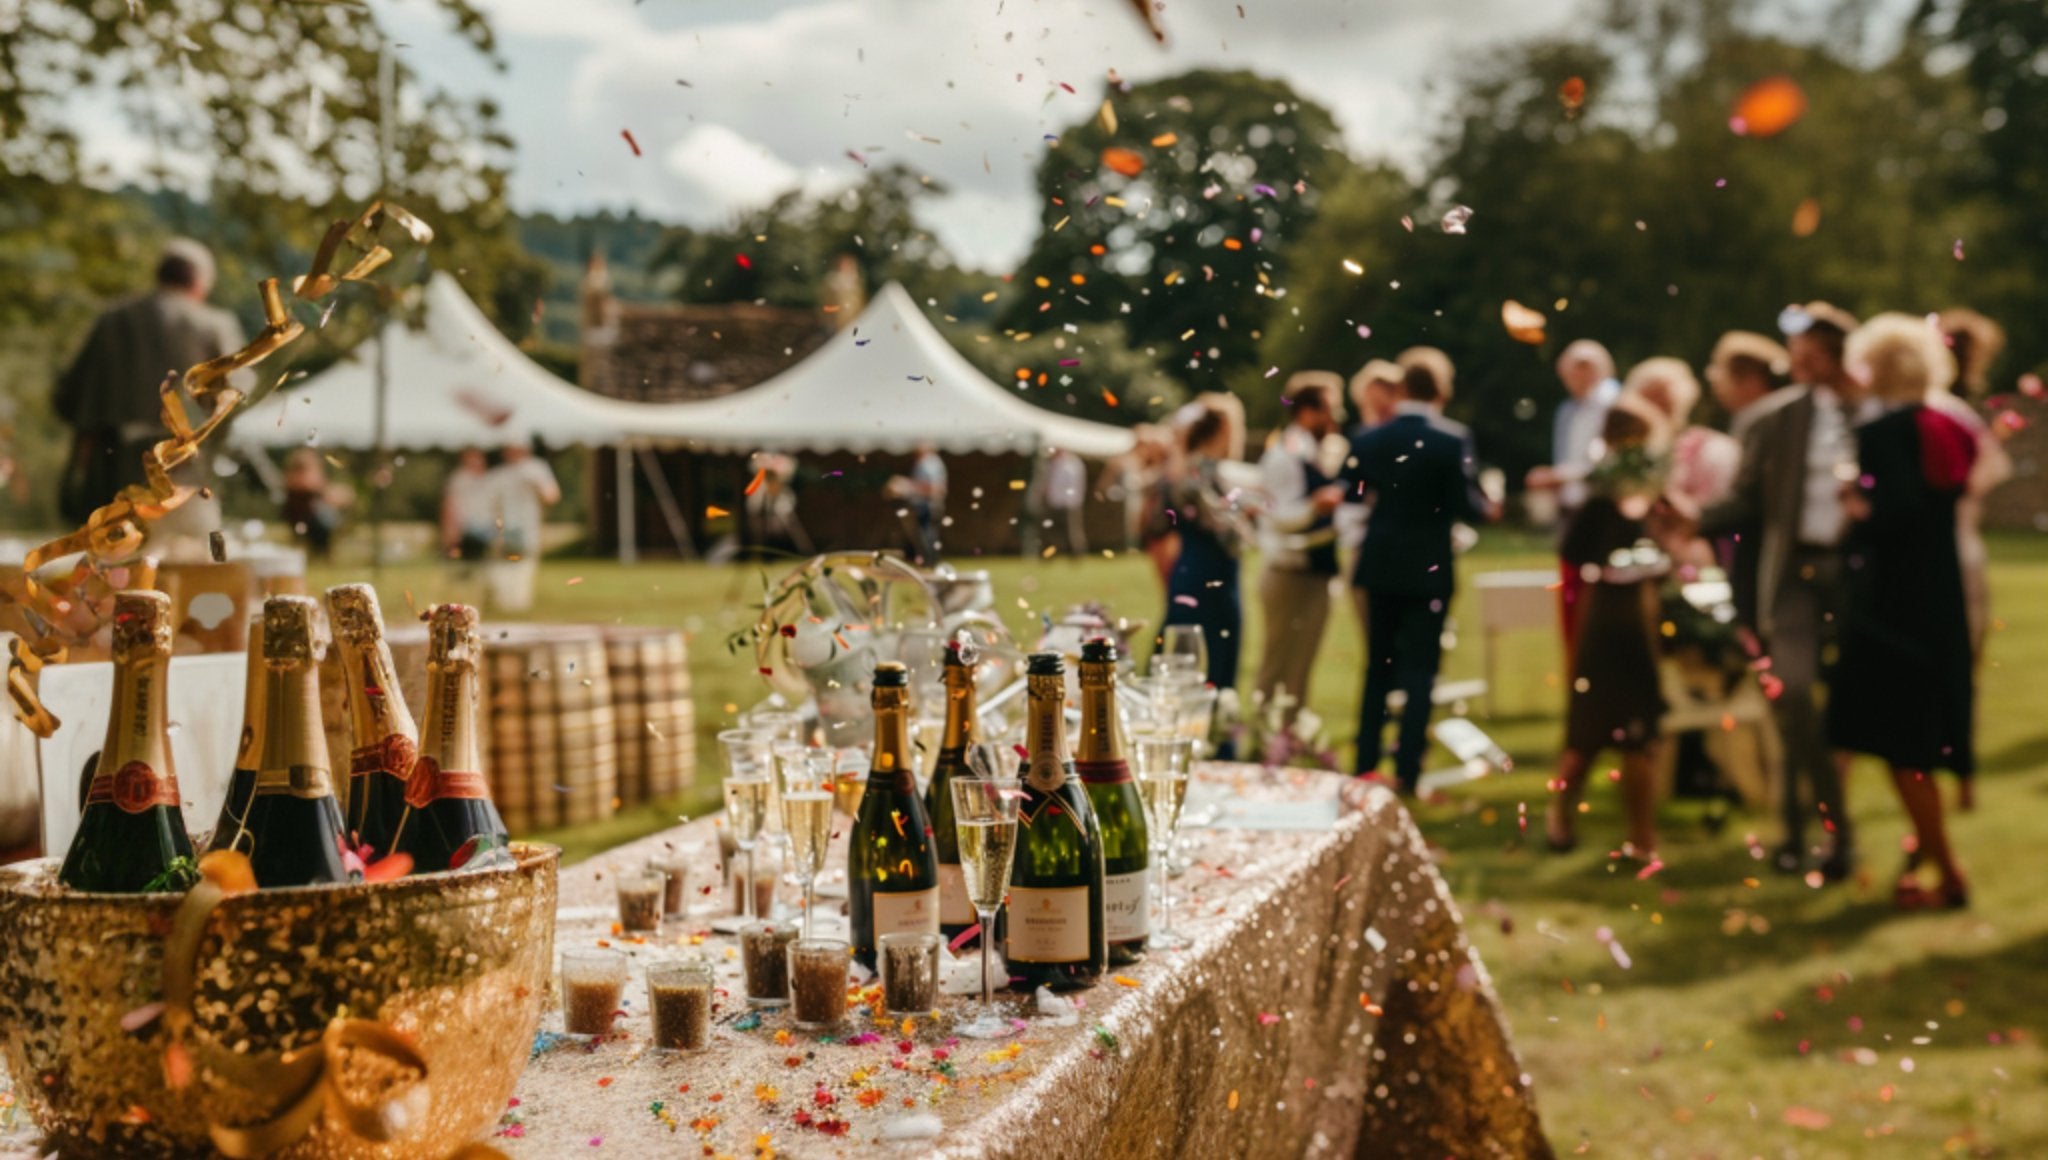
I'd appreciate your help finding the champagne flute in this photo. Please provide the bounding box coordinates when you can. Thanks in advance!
[719,728,774,922]
[1133,732,1194,951]
[779,747,834,940]
[1155,624,1208,683]
[952,746,1022,1039]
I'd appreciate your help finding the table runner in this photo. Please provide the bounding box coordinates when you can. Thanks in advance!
[504,767,1552,1158]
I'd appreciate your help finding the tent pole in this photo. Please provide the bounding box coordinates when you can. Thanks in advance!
[616,441,638,566]
[634,445,697,561]
[368,43,396,580]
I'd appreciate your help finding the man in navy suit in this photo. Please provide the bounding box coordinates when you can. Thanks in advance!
[1341,356,1497,793]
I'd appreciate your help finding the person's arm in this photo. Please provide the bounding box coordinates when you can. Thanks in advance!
[1456,429,1493,524]
[1337,433,1374,505]
[532,459,562,507]
[1697,417,1768,538]
[440,481,462,553]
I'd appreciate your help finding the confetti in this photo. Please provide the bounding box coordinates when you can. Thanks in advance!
[1559,76,1586,114]
[1502,300,1548,344]
[620,129,641,156]
[1101,146,1145,177]
[745,468,768,497]
[1791,197,1822,237]
[1098,101,1118,134]
[1730,76,1806,137]
[1440,205,1474,234]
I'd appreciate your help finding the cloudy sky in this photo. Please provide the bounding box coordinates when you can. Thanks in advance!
[363,0,1588,270]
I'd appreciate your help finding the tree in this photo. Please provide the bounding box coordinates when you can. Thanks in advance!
[647,163,959,309]
[1000,69,1354,397]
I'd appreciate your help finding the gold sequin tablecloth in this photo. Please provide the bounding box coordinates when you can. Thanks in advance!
[499,766,1552,1159]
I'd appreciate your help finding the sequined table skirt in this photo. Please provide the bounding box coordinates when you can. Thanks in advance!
[495,766,1551,1159]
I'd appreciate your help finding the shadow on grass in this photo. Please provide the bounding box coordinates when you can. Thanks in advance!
[1746,930,2048,1055]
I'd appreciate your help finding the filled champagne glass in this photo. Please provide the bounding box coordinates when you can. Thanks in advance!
[1132,733,1195,951]
[1154,624,1208,683]
[779,747,834,939]
[719,728,774,922]
[951,748,1022,1039]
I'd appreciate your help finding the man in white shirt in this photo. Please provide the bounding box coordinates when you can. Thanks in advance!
[440,447,497,561]
[486,442,561,612]
[1025,447,1090,558]
[1699,302,1865,880]
[1253,372,1347,725]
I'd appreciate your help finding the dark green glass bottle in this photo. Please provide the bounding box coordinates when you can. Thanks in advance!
[327,583,418,858]
[394,604,511,874]
[924,639,981,944]
[59,590,196,893]
[239,595,354,888]
[1006,652,1106,991]
[204,616,264,857]
[1076,639,1149,965]
[849,661,940,971]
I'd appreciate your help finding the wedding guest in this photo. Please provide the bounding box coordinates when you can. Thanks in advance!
[487,441,561,612]
[1629,357,1739,514]
[1253,372,1347,723]
[1118,425,1180,586]
[1933,308,2014,669]
[1699,301,1866,880]
[1024,447,1090,559]
[1342,356,1495,793]
[1704,331,1793,633]
[440,447,496,561]
[1527,340,1622,660]
[908,442,947,565]
[1346,359,1404,438]
[744,451,813,558]
[1828,314,1976,909]
[1546,394,1673,858]
[1160,397,1252,691]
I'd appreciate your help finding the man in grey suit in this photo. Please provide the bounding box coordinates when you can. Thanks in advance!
[53,239,244,530]
[1698,302,1872,880]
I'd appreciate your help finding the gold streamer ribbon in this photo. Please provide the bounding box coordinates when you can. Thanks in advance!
[158,851,479,1158]
[4,201,433,736]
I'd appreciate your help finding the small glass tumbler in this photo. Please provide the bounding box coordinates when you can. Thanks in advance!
[560,948,628,1038]
[741,919,797,1008]
[615,868,666,933]
[655,856,691,918]
[647,959,715,1051]
[790,938,851,1030]
[879,931,942,1016]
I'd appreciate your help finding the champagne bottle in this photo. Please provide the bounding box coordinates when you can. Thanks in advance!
[923,638,981,943]
[239,595,355,887]
[1076,639,1149,965]
[59,590,196,892]
[326,584,418,857]
[204,615,265,856]
[848,661,940,971]
[396,604,511,873]
[1006,651,1106,991]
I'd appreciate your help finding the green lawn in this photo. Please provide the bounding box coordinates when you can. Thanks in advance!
[309,531,2048,1156]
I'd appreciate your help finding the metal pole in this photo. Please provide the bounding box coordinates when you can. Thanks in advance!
[368,44,396,577]
[616,442,638,565]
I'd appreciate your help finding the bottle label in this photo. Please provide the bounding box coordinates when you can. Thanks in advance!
[1074,757,1133,786]
[871,887,939,939]
[350,734,418,779]
[404,756,490,809]
[1104,870,1151,944]
[254,765,336,800]
[938,862,975,925]
[1004,884,1091,962]
[87,761,181,815]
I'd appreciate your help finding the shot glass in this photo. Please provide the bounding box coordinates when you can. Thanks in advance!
[647,959,715,1051]
[790,938,851,1030]
[560,948,628,1038]
[741,919,797,1008]
[655,856,691,918]
[879,931,942,1016]
[615,867,666,933]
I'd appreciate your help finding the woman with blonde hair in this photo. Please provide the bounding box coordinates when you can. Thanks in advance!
[1828,313,1976,909]
[1159,395,1253,691]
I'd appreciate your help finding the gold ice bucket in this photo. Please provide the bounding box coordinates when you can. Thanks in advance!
[0,843,559,1158]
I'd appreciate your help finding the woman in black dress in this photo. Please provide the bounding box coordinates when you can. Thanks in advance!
[1829,314,1977,909]
[1545,394,1672,860]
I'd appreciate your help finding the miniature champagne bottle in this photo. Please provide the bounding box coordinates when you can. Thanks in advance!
[1006,651,1107,990]
[848,661,941,970]
[396,604,511,873]
[239,595,355,887]
[326,583,418,857]
[1076,639,1149,965]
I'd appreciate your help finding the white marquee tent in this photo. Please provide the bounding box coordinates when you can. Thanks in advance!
[229,274,1137,558]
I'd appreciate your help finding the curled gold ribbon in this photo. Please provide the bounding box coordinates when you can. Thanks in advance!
[160,852,452,1158]
[4,202,433,736]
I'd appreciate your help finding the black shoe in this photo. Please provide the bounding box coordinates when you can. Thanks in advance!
[1770,843,1804,875]
[1818,849,1855,884]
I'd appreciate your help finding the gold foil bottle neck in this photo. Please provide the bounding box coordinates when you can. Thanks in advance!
[425,603,481,670]
[109,590,174,664]
[263,595,320,668]
[326,583,385,646]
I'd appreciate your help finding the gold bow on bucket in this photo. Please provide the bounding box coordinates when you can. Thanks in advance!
[158,851,503,1160]
[3,201,432,738]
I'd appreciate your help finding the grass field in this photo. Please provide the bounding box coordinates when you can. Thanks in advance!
[310,531,2048,1156]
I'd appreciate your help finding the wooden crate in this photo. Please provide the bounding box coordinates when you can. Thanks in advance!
[603,627,695,807]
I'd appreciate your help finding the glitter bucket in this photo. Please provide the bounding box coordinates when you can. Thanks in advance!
[0,843,559,1158]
